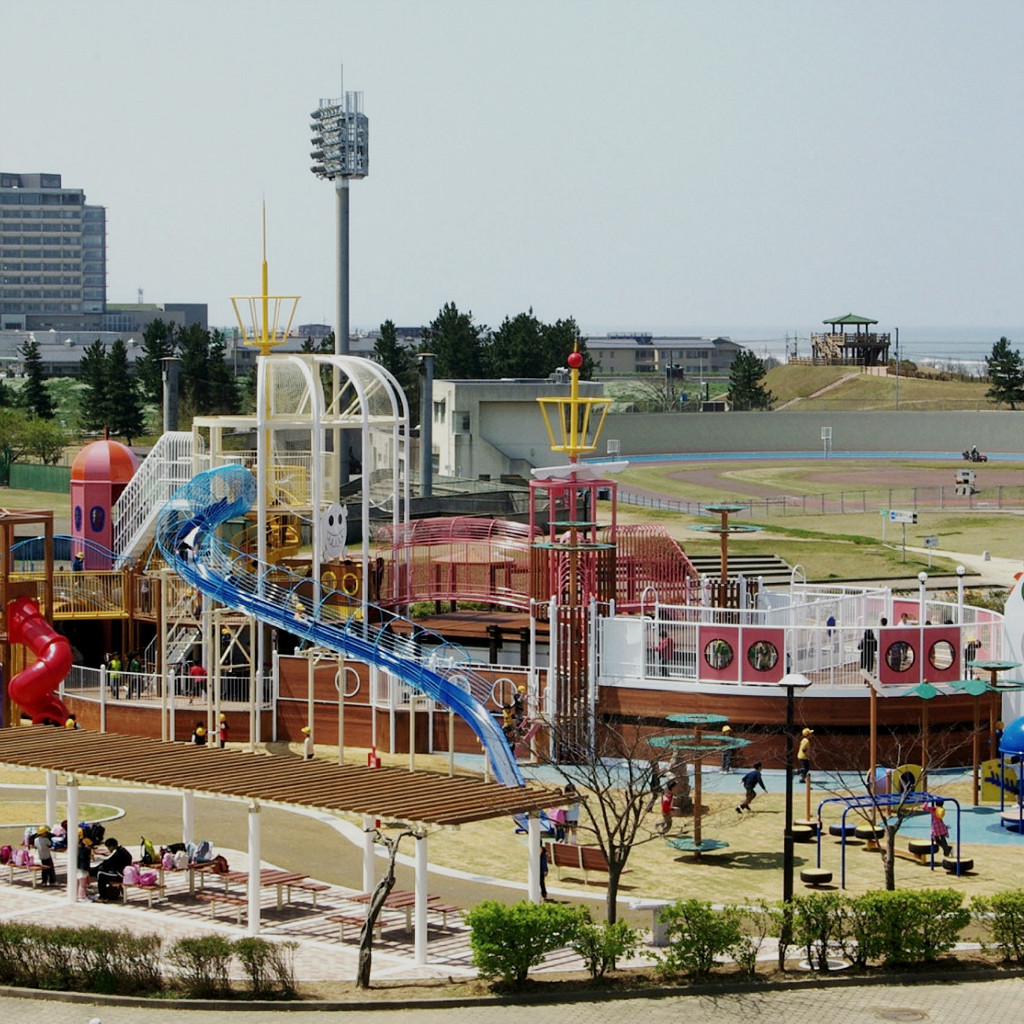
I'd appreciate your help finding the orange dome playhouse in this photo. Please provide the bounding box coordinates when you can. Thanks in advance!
[70,440,139,569]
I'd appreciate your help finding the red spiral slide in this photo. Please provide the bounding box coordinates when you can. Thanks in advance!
[7,597,72,726]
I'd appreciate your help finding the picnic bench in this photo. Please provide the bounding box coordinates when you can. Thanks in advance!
[194,890,247,924]
[326,913,386,942]
[4,861,46,887]
[286,879,331,907]
[120,881,168,909]
[545,842,612,884]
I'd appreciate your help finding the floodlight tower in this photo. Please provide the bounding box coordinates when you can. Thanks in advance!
[310,85,369,357]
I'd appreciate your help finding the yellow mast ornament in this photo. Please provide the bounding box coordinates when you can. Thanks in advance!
[231,203,300,356]
[536,345,610,462]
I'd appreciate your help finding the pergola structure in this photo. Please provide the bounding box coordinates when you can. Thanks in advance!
[0,726,559,964]
[811,313,891,366]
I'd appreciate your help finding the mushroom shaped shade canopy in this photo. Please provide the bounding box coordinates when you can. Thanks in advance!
[70,440,139,483]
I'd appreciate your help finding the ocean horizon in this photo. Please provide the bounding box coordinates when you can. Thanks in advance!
[581,324,1024,371]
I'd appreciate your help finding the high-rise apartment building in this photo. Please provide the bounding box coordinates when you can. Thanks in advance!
[0,171,107,330]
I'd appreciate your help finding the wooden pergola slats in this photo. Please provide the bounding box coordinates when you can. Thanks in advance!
[0,726,557,827]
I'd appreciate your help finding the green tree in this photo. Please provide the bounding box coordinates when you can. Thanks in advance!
[728,350,774,411]
[178,324,213,420]
[421,302,485,379]
[20,416,66,465]
[374,319,418,412]
[105,338,145,444]
[485,309,546,378]
[78,338,111,433]
[985,336,1024,409]
[207,330,240,414]
[20,339,54,419]
[135,319,176,403]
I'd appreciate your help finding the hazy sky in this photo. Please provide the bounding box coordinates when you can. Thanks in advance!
[4,0,1022,335]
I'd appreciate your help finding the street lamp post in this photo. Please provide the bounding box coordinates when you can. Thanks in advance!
[779,672,812,967]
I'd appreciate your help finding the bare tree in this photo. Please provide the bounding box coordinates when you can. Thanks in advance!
[356,827,413,989]
[540,716,677,923]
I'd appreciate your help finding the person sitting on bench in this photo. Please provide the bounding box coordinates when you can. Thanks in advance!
[89,837,132,901]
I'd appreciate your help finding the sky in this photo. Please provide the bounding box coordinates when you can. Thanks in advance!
[4,0,1023,338]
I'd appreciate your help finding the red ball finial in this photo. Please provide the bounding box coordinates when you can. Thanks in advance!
[567,350,583,369]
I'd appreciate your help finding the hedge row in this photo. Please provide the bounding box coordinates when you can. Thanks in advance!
[0,922,296,999]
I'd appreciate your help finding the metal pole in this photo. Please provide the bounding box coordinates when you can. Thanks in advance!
[419,353,435,497]
[781,682,796,968]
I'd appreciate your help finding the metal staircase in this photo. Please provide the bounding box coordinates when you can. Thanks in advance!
[113,432,196,567]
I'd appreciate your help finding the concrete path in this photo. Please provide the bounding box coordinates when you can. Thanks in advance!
[2,975,1023,1022]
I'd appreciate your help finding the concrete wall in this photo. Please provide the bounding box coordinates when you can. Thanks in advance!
[484,409,1024,468]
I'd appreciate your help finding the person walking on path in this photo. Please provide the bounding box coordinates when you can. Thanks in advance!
[797,728,813,783]
[737,763,766,813]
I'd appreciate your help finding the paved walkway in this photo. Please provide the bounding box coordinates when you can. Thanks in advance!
[2,976,1023,1022]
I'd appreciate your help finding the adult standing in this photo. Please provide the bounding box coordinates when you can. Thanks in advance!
[860,617,886,673]
[737,762,767,813]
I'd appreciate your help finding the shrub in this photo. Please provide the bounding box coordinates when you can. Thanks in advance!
[974,890,1024,962]
[791,892,847,972]
[167,934,235,998]
[569,911,643,978]
[734,899,780,975]
[466,900,586,986]
[656,899,744,978]
[233,937,298,999]
[849,890,968,965]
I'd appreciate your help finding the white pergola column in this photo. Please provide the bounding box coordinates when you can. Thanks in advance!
[45,769,57,826]
[247,800,261,936]
[65,776,79,905]
[414,831,428,966]
[181,790,195,846]
[527,811,542,902]
[362,815,375,893]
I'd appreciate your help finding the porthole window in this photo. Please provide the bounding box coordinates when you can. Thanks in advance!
[705,639,734,671]
[928,640,955,671]
[885,640,915,673]
[747,640,778,673]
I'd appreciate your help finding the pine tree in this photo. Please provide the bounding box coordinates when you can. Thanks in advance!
[207,330,240,414]
[20,339,54,419]
[178,324,213,419]
[728,350,774,411]
[373,320,418,411]
[485,310,545,378]
[421,302,485,379]
[985,336,1024,409]
[105,338,144,444]
[135,319,176,404]
[78,338,111,433]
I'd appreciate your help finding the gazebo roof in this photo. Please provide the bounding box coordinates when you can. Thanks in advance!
[0,727,559,828]
[823,313,878,326]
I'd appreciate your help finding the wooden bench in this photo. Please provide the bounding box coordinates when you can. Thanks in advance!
[326,913,385,942]
[427,901,462,928]
[545,842,612,884]
[286,880,331,907]
[120,882,168,909]
[194,891,247,924]
[4,861,46,887]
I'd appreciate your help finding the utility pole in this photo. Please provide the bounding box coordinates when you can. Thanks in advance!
[894,326,900,411]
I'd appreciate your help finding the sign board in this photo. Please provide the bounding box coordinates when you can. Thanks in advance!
[924,536,939,548]
[889,510,917,524]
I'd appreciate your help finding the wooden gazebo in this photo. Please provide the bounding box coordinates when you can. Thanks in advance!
[811,313,891,366]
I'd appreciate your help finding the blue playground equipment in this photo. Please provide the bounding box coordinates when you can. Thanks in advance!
[155,465,525,788]
[998,715,1024,830]
[815,791,962,888]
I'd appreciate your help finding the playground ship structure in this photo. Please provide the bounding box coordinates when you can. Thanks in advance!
[2,270,1022,781]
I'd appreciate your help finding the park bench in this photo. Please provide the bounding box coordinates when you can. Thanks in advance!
[427,901,462,928]
[286,879,331,907]
[545,841,612,884]
[194,890,247,924]
[120,881,168,908]
[4,861,46,887]
[326,913,386,942]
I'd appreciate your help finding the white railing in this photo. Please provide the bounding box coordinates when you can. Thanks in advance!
[112,431,196,567]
